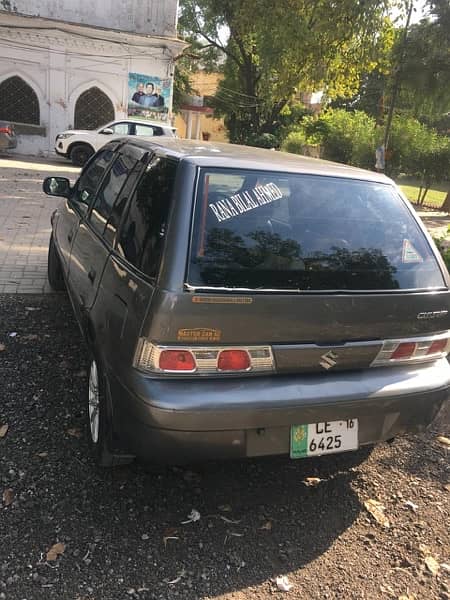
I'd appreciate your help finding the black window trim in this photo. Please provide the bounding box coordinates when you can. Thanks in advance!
[68,143,121,217]
[185,166,449,295]
[112,152,179,283]
[82,145,151,248]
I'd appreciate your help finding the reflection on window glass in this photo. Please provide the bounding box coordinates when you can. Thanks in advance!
[188,170,444,291]
[135,124,161,136]
[110,123,129,135]
[117,157,177,277]
[90,154,137,234]
[74,149,114,208]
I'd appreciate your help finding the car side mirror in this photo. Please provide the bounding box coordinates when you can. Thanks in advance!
[100,128,114,135]
[43,176,71,198]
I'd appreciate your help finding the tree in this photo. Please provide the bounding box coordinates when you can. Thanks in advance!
[179,0,395,142]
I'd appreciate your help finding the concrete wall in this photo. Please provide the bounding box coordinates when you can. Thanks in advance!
[0,35,172,155]
[1,0,178,37]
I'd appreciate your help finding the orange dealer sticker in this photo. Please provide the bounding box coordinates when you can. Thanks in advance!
[177,328,222,342]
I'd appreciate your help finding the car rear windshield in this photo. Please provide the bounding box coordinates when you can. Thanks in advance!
[187,169,445,291]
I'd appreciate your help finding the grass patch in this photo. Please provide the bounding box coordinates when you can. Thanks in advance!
[396,176,449,208]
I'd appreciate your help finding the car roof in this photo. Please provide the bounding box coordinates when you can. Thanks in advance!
[111,119,174,128]
[121,138,392,184]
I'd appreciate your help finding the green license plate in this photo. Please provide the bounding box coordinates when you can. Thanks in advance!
[290,419,359,458]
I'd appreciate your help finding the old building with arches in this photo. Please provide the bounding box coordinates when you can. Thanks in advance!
[0,1,184,155]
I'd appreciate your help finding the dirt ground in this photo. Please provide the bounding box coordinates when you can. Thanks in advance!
[0,295,449,600]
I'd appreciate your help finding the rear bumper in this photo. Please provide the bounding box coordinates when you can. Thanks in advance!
[109,359,450,463]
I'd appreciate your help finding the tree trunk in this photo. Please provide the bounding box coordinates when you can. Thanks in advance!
[442,191,450,213]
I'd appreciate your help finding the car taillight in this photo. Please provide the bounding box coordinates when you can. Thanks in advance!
[135,340,274,375]
[0,127,11,135]
[372,332,450,367]
[391,342,416,360]
[218,349,250,371]
[159,349,196,372]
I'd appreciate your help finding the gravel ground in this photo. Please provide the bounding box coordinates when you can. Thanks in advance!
[1,294,449,600]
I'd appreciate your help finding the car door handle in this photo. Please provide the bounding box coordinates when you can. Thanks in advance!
[68,231,73,243]
[88,268,96,283]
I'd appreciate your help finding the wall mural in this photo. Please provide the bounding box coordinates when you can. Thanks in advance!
[128,72,172,122]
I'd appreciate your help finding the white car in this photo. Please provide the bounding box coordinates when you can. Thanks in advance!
[55,119,177,166]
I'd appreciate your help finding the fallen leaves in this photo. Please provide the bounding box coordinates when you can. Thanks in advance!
[444,483,450,492]
[162,527,179,548]
[0,343,5,352]
[181,509,201,524]
[2,488,14,506]
[46,542,65,562]
[218,515,241,525]
[403,500,418,512]
[0,424,9,438]
[437,435,450,448]
[303,477,322,487]
[364,499,390,528]
[165,568,186,585]
[275,575,293,592]
[66,428,82,439]
[260,520,273,531]
[424,555,440,576]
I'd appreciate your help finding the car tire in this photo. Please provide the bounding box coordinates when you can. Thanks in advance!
[47,234,65,291]
[87,358,119,468]
[70,143,94,167]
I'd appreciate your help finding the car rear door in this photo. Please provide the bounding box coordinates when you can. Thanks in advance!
[67,145,141,326]
[91,153,178,373]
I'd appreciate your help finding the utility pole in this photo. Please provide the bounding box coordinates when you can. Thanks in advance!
[383,0,414,168]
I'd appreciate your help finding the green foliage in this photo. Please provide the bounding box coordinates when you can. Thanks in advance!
[433,238,450,272]
[296,109,378,169]
[282,131,308,154]
[245,133,278,149]
[179,0,395,140]
[389,115,450,202]
[396,1,450,121]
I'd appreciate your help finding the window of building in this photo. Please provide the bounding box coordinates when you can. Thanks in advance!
[74,87,115,130]
[117,157,178,278]
[0,76,40,125]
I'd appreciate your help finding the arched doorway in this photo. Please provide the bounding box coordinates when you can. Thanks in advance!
[74,87,115,129]
[0,75,40,124]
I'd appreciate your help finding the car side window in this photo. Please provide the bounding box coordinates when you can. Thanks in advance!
[134,124,163,136]
[89,153,138,237]
[117,157,178,278]
[72,149,114,214]
[109,122,130,135]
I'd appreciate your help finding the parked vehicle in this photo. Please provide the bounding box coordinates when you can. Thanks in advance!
[44,138,450,467]
[55,119,177,166]
[0,121,17,152]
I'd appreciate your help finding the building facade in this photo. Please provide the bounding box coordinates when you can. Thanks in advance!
[0,0,184,155]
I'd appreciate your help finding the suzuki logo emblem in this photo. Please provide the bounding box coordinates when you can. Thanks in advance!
[320,350,338,370]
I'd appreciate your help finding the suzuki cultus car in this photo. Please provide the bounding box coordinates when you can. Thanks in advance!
[43,139,450,467]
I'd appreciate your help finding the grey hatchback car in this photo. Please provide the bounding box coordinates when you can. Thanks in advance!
[43,138,450,467]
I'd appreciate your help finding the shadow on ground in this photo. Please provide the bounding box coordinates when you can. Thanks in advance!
[0,294,367,599]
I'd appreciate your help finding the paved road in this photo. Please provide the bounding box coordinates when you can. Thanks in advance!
[0,155,79,294]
